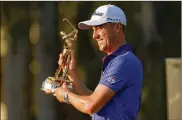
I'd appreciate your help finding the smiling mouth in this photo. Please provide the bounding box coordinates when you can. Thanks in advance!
[98,39,103,43]
[98,41,102,45]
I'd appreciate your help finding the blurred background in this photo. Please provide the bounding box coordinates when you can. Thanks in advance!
[0,1,181,120]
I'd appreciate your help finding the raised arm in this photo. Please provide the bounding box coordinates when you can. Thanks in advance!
[67,70,92,95]
[58,51,92,95]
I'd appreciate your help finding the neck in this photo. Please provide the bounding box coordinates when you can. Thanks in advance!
[107,39,126,55]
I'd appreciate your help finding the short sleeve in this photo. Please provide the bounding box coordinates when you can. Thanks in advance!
[99,57,127,92]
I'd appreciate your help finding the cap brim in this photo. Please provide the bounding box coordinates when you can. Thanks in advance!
[78,19,106,30]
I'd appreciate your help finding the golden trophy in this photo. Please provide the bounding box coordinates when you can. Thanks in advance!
[41,18,78,91]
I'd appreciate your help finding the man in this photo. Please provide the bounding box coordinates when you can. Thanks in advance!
[44,4,143,120]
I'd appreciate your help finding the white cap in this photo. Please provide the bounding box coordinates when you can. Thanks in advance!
[78,4,127,30]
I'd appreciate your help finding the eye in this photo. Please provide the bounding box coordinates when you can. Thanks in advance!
[96,23,106,28]
[96,25,102,29]
[95,27,102,32]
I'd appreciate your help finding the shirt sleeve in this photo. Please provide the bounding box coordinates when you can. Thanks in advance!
[99,57,127,92]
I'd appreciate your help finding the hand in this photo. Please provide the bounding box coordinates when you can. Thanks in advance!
[43,83,71,103]
[58,51,76,75]
[53,83,71,103]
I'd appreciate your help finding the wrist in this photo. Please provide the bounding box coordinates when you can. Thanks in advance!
[67,70,78,80]
[64,91,70,104]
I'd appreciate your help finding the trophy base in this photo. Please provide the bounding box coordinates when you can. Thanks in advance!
[41,77,73,91]
[41,77,61,91]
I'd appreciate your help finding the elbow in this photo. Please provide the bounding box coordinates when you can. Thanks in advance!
[83,103,97,115]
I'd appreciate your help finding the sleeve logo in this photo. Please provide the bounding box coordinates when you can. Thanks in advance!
[106,76,116,84]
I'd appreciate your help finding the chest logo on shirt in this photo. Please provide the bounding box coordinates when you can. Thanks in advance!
[106,76,116,84]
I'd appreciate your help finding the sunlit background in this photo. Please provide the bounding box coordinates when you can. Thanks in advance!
[1,1,181,120]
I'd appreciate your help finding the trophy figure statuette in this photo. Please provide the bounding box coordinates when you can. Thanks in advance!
[41,18,78,91]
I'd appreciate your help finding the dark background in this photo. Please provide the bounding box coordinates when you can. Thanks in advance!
[0,1,181,120]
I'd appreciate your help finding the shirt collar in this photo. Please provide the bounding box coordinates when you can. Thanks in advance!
[102,44,132,61]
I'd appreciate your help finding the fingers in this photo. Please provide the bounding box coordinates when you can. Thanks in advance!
[43,88,57,95]
[59,52,74,64]
[43,89,53,94]
[52,88,57,96]
[58,53,64,65]
[58,51,76,70]
[74,33,77,40]
[62,82,67,88]
[69,51,76,70]
[52,89,55,94]
[70,51,76,62]
[53,93,56,96]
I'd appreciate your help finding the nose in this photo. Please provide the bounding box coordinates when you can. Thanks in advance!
[93,31,100,40]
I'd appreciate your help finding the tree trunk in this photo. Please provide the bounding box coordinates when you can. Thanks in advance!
[139,2,166,120]
[3,3,32,120]
[34,2,59,120]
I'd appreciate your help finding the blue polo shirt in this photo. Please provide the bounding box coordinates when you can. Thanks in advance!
[91,44,143,120]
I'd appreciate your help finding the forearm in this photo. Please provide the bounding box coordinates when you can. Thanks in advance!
[68,92,93,115]
[68,71,92,95]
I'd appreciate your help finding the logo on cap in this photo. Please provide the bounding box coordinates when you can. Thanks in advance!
[107,17,121,22]
[93,11,103,16]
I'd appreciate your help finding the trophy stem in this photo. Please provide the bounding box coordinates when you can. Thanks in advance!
[41,18,77,90]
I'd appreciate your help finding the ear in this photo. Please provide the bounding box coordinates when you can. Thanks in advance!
[115,23,122,33]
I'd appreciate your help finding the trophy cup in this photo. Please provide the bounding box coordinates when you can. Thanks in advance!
[41,18,78,91]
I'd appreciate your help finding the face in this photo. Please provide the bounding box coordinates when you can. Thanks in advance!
[92,23,118,53]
